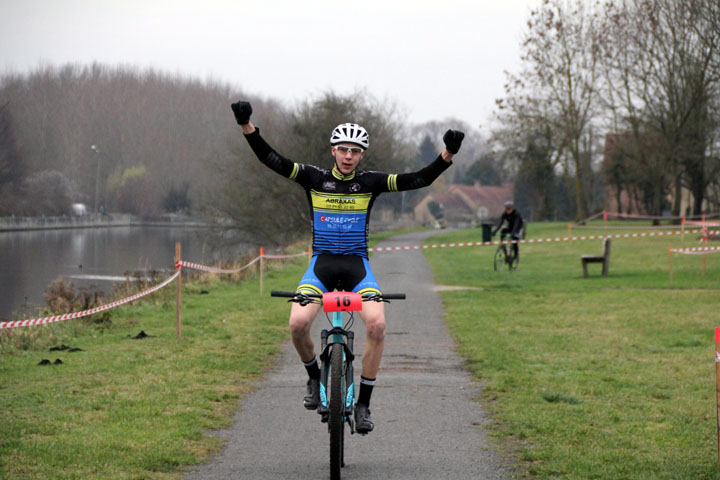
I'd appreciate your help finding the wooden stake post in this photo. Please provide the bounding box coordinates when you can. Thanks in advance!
[175,242,182,339]
[715,327,720,470]
[668,246,673,285]
[703,217,708,278]
[603,210,608,237]
[259,247,264,296]
[681,217,686,242]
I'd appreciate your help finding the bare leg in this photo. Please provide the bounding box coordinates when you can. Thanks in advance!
[354,300,386,431]
[358,300,386,379]
[289,302,321,362]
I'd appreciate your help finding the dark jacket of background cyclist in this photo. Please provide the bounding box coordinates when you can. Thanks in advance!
[493,209,523,237]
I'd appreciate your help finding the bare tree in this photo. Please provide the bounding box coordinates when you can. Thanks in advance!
[0,63,239,215]
[21,170,75,215]
[496,0,606,220]
[602,0,720,217]
[0,101,24,213]
[215,91,417,246]
[409,119,484,183]
[292,90,418,218]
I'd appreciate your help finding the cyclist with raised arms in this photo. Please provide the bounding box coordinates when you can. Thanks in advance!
[231,100,464,434]
[493,200,523,261]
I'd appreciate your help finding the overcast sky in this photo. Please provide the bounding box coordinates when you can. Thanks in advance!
[0,0,542,131]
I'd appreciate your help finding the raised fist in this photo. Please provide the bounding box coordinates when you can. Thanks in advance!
[231,101,252,125]
[443,129,465,154]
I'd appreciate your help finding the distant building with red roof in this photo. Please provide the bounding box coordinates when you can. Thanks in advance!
[414,183,514,223]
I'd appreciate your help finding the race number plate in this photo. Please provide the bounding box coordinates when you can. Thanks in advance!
[322,291,363,313]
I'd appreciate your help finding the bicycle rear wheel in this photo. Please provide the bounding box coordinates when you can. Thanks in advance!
[494,247,505,271]
[329,342,344,479]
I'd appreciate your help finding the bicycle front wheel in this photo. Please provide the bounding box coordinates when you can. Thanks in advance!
[509,252,519,271]
[329,342,344,479]
[494,247,505,272]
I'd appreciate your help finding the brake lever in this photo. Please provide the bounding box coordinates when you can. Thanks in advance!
[364,293,386,303]
[287,294,314,307]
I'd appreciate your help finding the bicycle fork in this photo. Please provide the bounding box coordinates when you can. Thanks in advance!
[318,326,356,433]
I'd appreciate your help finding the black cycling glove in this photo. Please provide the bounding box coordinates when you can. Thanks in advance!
[231,101,252,125]
[443,129,465,154]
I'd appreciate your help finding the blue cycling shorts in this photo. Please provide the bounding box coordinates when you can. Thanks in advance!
[297,254,381,296]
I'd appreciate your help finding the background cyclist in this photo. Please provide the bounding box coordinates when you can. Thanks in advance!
[492,200,523,260]
[231,100,464,435]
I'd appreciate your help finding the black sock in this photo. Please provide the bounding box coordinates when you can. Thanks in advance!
[303,356,320,379]
[358,376,375,406]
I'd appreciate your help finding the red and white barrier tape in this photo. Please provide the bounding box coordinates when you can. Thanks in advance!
[2,251,306,329]
[686,221,720,227]
[177,257,261,274]
[671,246,720,255]
[262,252,309,260]
[0,270,180,329]
[177,251,308,274]
[369,229,718,252]
[575,224,697,230]
[580,210,720,223]
[4,230,713,329]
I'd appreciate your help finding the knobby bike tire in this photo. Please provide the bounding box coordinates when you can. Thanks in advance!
[329,342,344,479]
[509,252,519,271]
[494,247,505,272]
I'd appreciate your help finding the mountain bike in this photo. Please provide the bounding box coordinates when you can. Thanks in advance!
[271,290,405,480]
[494,235,519,271]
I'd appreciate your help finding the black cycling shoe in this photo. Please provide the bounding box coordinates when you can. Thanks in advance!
[303,378,320,410]
[354,403,374,434]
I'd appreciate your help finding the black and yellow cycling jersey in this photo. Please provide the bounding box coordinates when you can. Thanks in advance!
[244,129,452,258]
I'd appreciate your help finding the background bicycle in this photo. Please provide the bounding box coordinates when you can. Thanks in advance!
[493,235,519,271]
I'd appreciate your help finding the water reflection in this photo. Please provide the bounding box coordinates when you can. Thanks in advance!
[0,226,224,320]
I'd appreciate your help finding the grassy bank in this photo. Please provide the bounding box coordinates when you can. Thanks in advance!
[0,257,308,479]
[423,221,720,479]
[3,221,719,479]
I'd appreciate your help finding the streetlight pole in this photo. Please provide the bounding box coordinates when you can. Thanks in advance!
[91,144,100,215]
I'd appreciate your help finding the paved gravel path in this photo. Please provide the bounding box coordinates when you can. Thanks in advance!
[185,230,509,480]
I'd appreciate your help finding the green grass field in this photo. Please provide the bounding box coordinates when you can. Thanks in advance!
[424,221,720,479]
[1,222,719,479]
[0,258,308,480]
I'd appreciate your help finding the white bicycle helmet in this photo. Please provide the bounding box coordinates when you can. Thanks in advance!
[330,123,369,149]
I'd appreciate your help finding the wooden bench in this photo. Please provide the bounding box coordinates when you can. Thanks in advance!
[581,238,611,277]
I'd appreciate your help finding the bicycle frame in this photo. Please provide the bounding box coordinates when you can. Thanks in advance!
[494,236,519,272]
[269,289,404,479]
[318,310,356,426]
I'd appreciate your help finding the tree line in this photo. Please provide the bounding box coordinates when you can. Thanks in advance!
[494,0,720,221]
[3,0,715,235]
[0,63,241,217]
[0,64,487,246]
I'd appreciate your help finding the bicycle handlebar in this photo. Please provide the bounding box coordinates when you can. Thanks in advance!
[270,291,305,298]
[378,293,406,299]
[270,290,406,301]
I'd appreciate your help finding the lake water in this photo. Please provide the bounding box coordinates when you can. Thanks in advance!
[0,226,234,321]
